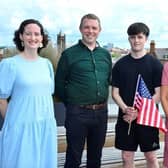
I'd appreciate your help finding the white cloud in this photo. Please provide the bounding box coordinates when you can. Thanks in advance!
[1,0,168,47]
[41,15,55,30]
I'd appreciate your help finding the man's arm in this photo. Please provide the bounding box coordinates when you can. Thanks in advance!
[54,53,68,103]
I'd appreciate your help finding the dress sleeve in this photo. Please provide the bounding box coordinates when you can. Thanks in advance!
[0,58,16,99]
[46,59,54,94]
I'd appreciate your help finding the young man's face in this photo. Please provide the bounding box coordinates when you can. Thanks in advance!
[128,33,147,52]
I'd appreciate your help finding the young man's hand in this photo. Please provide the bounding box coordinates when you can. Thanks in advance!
[123,107,138,123]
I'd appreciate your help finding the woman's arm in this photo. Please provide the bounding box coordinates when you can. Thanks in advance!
[161,85,168,117]
[0,98,8,118]
[152,87,161,104]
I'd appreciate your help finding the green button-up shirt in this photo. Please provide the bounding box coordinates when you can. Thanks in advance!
[55,40,112,105]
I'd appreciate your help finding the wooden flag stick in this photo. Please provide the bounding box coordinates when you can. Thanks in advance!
[128,122,132,135]
[127,74,141,135]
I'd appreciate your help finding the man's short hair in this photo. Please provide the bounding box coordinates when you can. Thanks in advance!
[127,22,150,37]
[79,13,101,29]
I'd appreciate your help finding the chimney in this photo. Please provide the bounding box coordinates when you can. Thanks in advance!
[149,40,157,58]
[0,49,4,61]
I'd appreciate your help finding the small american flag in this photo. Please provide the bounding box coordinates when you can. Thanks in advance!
[134,74,167,133]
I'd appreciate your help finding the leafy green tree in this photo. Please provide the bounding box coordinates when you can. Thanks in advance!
[40,41,58,72]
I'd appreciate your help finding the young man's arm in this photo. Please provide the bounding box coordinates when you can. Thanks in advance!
[112,87,137,122]
[112,87,127,113]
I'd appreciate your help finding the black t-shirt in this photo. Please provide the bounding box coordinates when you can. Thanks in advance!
[112,54,163,117]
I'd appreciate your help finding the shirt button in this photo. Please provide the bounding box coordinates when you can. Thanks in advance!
[97,92,100,95]
[97,81,100,84]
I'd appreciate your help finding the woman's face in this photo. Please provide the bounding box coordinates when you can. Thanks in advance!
[20,23,43,50]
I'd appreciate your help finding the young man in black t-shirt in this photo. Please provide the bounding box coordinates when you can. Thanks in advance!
[112,22,162,168]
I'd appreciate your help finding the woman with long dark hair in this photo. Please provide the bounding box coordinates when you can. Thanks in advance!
[0,19,57,168]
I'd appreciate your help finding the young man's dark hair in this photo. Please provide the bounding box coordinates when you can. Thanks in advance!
[127,22,150,37]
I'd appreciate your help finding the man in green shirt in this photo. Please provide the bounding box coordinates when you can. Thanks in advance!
[55,13,112,168]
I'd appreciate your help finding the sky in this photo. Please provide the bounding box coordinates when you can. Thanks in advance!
[1,0,168,49]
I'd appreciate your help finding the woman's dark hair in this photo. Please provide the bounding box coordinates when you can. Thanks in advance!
[127,22,150,37]
[13,19,49,53]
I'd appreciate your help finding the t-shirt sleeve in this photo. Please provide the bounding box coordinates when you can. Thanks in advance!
[0,58,16,99]
[111,61,120,88]
[162,62,168,85]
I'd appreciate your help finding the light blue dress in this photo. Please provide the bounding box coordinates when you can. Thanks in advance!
[0,55,57,168]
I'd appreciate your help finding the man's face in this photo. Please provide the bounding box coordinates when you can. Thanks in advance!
[80,18,101,45]
[128,33,147,52]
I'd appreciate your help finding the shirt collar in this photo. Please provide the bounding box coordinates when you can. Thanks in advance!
[78,40,100,50]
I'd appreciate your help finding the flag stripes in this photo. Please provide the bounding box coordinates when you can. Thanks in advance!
[134,74,167,133]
